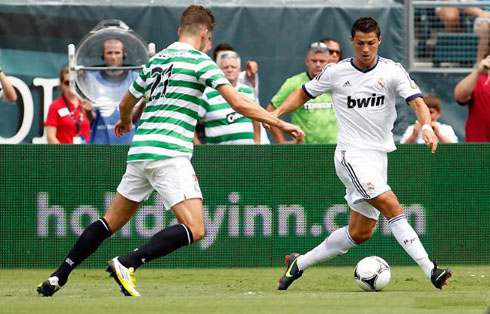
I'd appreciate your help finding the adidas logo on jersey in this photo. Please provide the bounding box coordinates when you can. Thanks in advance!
[347,94,385,109]
[343,81,351,87]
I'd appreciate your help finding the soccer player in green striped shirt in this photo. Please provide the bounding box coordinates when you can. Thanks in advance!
[197,51,260,144]
[37,4,304,297]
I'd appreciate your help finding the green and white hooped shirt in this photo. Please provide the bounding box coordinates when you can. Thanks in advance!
[127,42,230,162]
[199,83,255,145]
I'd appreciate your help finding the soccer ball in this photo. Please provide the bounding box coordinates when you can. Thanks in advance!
[354,256,391,291]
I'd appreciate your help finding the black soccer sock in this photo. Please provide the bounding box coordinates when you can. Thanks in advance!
[52,218,112,286]
[118,224,193,270]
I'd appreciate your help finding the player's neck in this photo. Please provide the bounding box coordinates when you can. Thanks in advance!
[353,56,377,70]
[178,35,202,51]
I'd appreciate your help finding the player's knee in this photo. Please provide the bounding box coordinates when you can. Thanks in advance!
[185,222,204,242]
[191,224,205,242]
[349,229,373,244]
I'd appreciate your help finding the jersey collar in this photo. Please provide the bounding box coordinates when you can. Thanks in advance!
[169,41,196,51]
[350,56,379,73]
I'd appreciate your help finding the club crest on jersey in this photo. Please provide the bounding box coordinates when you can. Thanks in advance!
[377,77,385,88]
[347,94,385,109]
[226,112,243,124]
[410,79,418,89]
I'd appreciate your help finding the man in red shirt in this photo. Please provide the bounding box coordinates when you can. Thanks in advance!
[455,55,490,142]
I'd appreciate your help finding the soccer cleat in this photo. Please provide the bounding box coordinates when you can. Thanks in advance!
[277,253,303,290]
[37,276,61,297]
[106,257,141,296]
[430,262,452,290]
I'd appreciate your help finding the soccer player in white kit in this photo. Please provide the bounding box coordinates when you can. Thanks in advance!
[276,17,452,290]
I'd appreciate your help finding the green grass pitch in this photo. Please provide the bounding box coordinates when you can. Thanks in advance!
[1,266,489,314]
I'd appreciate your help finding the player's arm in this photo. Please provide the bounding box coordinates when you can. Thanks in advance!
[273,88,310,118]
[409,97,438,153]
[266,104,288,143]
[132,98,146,123]
[115,91,140,136]
[217,84,304,141]
[266,104,298,144]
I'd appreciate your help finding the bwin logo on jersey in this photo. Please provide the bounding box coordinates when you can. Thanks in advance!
[347,94,385,109]
[226,112,243,123]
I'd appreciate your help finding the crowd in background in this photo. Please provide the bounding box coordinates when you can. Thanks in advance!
[1,11,489,144]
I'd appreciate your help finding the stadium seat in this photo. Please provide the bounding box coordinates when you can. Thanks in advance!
[433,32,479,67]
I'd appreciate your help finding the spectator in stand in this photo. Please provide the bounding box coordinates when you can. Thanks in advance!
[321,37,343,64]
[267,41,338,144]
[196,51,260,144]
[400,94,458,143]
[437,0,490,62]
[212,43,259,100]
[0,63,17,102]
[454,54,490,142]
[45,65,93,144]
[85,38,144,144]
[208,43,270,144]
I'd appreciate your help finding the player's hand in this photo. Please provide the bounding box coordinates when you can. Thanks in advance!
[278,120,305,142]
[114,119,132,137]
[423,128,438,153]
[262,110,280,130]
[477,55,490,74]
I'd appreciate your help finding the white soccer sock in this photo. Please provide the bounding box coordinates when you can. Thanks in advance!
[297,226,357,271]
[389,214,434,278]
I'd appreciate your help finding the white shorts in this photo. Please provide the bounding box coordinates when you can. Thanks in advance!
[117,157,202,210]
[334,149,391,220]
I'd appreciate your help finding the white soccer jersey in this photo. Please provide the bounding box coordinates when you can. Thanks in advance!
[198,83,255,145]
[303,57,422,152]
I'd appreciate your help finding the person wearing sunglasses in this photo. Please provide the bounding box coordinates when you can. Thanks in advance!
[44,65,93,144]
[267,41,338,144]
[321,37,343,64]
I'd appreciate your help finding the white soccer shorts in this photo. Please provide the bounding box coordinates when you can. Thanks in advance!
[117,157,202,210]
[334,149,391,220]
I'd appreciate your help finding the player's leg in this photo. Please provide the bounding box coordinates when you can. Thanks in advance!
[108,157,203,296]
[278,210,374,290]
[298,210,374,270]
[37,193,140,296]
[117,198,203,270]
[367,191,451,289]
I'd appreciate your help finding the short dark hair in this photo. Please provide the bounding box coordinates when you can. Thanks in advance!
[423,94,442,112]
[180,5,216,35]
[213,43,234,61]
[351,17,381,38]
